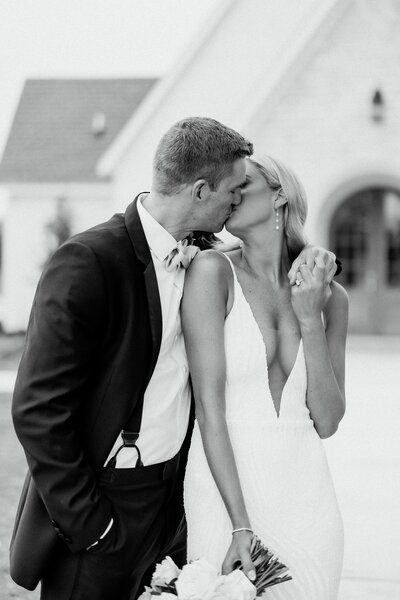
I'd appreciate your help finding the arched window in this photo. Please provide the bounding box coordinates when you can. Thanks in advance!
[0,222,2,294]
[330,188,400,334]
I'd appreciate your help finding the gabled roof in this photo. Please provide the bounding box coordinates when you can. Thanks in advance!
[236,0,348,134]
[0,78,156,183]
[97,0,345,179]
[97,0,234,177]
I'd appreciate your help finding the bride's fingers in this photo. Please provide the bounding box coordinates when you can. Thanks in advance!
[237,541,256,581]
[288,253,305,285]
[239,551,256,581]
[299,263,313,284]
[221,555,235,575]
[312,255,328,283]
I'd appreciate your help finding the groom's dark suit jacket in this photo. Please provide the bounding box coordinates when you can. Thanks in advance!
[10,197,178,590]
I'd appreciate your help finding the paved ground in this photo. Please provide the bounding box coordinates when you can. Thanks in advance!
[1,335,399,599]
[324,335,400,599]
[0,371,18,392]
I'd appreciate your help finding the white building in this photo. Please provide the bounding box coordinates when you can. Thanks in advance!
[98,0,400,335]
[1,0,400,333]
[0,78,156,331]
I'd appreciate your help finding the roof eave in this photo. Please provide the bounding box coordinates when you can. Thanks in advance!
[96,0,235,178]
[236,0,349,133]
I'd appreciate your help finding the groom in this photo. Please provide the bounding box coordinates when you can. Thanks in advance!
[10,116,337,600]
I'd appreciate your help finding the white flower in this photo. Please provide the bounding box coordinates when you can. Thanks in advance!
[137,586,176,600]
[175,558,219,600]
[136,588,153,600]
[210,569,257,600]
[152,556,181,586]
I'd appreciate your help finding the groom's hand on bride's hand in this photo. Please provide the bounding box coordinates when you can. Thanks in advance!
[288,245,337,286]
[221,532,256,582]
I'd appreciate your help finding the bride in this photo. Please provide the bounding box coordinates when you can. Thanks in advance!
[182,156,348,599]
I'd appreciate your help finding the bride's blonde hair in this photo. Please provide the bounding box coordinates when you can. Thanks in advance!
[248,156,308,262]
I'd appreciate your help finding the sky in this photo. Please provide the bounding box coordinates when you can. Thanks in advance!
[0,0,217,157]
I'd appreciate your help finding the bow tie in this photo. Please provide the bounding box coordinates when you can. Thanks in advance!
[164,239,200,272]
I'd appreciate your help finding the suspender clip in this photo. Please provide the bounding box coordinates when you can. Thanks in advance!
[121,431,140,447]
[105,431,143,469]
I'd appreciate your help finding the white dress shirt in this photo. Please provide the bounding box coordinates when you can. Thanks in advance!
[105,194,191,467]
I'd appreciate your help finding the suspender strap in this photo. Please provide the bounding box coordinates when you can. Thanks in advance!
[104,395,145,469]
[105,432,143,469]
[120,388,146,466]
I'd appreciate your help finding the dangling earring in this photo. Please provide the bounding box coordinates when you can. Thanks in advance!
[275,208,280,230]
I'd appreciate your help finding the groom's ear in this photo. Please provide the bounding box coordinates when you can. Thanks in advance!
[192,179,211,202]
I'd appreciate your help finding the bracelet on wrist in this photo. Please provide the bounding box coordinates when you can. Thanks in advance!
[232,527,253,535]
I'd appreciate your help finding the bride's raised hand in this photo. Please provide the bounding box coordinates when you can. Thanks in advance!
[221,530,256,582]
[290,257,331,326]
[288,245,337,286]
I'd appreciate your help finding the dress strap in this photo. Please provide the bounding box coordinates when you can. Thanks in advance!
[217,252,244,320]
[218,252,239,285]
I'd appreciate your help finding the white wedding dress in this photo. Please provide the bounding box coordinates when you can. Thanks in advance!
[184,255,344,599]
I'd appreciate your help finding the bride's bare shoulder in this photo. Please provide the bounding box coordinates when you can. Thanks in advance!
[186,248,232,280]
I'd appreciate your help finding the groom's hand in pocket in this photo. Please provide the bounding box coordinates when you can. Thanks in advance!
[86,517,116,555]
[221,531,256,582]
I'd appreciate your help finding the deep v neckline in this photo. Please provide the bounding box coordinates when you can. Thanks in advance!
[225,254,302,419]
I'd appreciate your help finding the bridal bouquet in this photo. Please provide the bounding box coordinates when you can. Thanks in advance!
[138,536,292,599]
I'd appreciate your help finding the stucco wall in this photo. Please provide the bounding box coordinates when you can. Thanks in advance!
[109,0,330,208]
[1,183,112,331]
[110,0,400,246]
[244,0,400,246]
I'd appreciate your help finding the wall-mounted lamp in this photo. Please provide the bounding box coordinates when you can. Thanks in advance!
[91,111,107,136]
[371,89,385,123]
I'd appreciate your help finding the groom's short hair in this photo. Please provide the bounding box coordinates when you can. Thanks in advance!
[153,117,253,194]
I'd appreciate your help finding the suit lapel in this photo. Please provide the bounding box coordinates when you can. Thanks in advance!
[124,195,162,378]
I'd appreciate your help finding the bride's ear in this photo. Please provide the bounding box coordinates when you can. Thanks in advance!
[273,188,287,209]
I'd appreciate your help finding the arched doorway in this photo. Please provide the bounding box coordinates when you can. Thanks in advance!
[330,187,400,334]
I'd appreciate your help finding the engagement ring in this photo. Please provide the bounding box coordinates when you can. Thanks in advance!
[295,278,304,286]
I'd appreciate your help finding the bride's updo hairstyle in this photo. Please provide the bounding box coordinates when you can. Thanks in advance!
[249,156,308,262]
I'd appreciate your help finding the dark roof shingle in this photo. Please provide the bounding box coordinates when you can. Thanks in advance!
[0,78,156,182]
